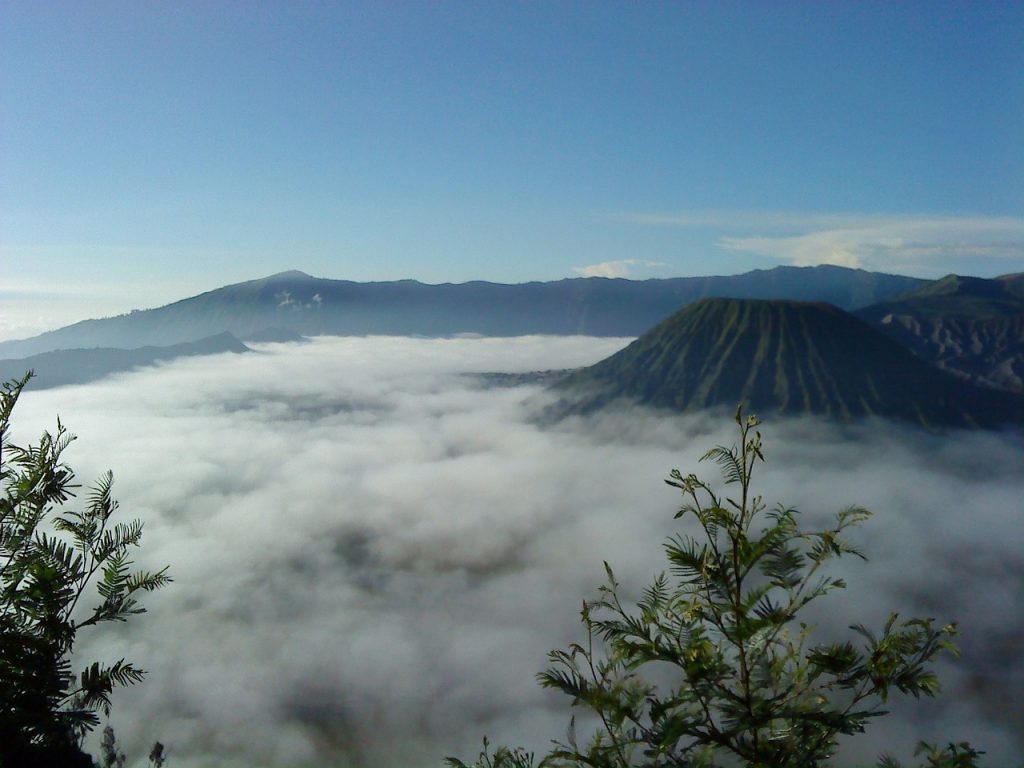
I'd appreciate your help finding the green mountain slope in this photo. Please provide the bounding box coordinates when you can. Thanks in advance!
[551,298,1024,428]
[856,275,1024,392]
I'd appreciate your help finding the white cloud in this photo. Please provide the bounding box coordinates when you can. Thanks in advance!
[619,210,1024,276]
[9,337,1024,767]
[721,217,1024,275]
[572,258,670,278]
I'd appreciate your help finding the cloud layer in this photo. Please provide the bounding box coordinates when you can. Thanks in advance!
[572,259,670,278]
[720,215,1024,275]
[622,210,1024,277]
[10,336,1024,767]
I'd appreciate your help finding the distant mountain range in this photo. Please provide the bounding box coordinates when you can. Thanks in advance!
[2,266,1022,427]
[549,298,1024,429]
[0,265,922,359]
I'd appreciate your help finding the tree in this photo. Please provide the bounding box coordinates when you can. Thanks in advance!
[1,373,171,767]
[449,408,982,768]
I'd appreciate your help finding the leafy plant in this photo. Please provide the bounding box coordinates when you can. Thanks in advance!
[449,407,980,768]
[98,725,168,768]
[1,373,171,766]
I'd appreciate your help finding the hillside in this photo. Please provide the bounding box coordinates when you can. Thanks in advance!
[550,298,1024,428]
[0,332,251,391]
[0,266,923,359]
[997,272,1024,300]
[856,275,1024,392]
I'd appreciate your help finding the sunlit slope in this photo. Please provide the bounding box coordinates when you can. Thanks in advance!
[552,298,1024,428]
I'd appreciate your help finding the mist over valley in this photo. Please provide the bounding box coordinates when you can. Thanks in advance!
[9,334,1023,767]
[4,4,1022,764]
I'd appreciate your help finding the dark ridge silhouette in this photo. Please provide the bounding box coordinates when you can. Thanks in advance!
[0,332,251,391]
[996,272,1024,300]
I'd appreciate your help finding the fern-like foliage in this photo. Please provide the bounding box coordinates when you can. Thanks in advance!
[447,737,538,768]
[1,373,171,765]
[448,406,981,768]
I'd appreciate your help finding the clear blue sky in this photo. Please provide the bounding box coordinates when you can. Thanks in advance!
[2,1,1022,338]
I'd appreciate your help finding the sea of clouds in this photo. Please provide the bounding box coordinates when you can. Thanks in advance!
[9,336,1024,767]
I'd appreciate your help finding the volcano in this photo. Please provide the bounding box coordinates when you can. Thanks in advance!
[550,298,1024,428]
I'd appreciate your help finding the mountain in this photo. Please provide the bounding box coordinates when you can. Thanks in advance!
[997,272,1024,300]
[242,326,308,343]
[857,274,1023,320]
[0,332,251,391]
[549,298,1024,428]
[855,275,1024,393]
[0,266,923,359]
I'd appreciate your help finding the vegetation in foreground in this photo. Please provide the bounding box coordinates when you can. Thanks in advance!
[449,408,984,768]
[1,373,170,767]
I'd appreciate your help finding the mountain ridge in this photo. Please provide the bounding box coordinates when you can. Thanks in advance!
[855,274,1024,393]
[0,265,924,359]
[550,298,1024,429]
[0,332,251,391]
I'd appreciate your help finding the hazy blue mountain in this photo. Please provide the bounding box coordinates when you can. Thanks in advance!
[856,275,1024,393]
[242,326,308,343]
[549,298,1024,429]
[0,266,923,358]
[0,332,251,391]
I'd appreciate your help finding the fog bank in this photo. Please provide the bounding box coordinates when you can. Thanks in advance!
[10,336,1023,767]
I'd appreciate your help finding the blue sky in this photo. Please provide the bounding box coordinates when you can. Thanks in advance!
[2,1,1023,338]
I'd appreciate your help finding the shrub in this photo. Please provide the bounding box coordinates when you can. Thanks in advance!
[1,374,170,767]
[449,408,980,768]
